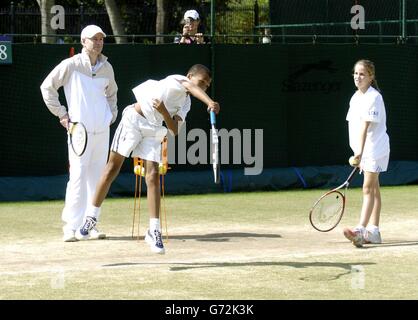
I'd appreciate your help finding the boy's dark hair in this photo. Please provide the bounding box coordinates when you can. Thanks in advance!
[187,64,211,78]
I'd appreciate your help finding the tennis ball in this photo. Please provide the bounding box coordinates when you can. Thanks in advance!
[134,164,167,176]
[159,163,168,175]
[349,156,360,167]
[133,165,145,176]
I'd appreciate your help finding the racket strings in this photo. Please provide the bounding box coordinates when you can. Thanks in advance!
[70,124,87,156]
[318,197,343,222]
[311,191,345,231]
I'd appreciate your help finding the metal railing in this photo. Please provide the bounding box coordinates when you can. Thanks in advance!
[254,17,418,44]
[0,33,275,45]
[0,1,269,44]
[2,1,418,45]
[2,32,417,45]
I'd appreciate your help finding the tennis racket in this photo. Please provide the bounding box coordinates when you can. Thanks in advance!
[209,111,220,184]
[68,122,87,156]
[309,166,359,232]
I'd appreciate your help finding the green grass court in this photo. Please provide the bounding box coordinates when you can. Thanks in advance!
[1,185,417,300]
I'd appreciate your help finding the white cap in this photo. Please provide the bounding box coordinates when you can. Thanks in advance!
[81,25,106,39]
[184,10,200,20]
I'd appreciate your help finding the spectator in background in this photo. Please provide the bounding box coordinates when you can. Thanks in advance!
[174,10,205,44]
[262,28,272,44]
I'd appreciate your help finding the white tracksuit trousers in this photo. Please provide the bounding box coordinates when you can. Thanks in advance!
[62,129,109,232]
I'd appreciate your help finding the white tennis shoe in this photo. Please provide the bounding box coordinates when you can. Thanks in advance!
[90,228,106,240]
[145,229,165,254]
[364,230,382,244]
[343,227,364,248]
[75,216,97,240]
[63,229,77,242]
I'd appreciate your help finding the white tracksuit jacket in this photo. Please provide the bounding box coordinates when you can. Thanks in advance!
[40,49,118,231]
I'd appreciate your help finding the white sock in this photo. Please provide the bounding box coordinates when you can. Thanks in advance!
[150,218,161,232]
[355,225,366,235]
[366,225,379,233]
[86,205,101,220]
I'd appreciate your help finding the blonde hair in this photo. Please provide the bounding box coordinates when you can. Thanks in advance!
[353,59,380,91]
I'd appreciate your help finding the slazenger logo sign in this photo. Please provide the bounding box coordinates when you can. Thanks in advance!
[282,60,342,94]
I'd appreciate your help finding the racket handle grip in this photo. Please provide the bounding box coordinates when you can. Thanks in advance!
[210,110,216,126]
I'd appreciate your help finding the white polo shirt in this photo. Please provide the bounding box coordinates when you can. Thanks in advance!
[346,86,390,159]
[131,75,191,126]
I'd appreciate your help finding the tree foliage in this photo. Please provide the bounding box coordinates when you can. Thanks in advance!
[3,0,270,44]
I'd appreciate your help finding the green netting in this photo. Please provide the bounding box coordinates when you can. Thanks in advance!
[267,0,418,44]
[0,44,417,178]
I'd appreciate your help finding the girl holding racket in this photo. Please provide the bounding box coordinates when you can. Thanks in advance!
[343,59,390,247]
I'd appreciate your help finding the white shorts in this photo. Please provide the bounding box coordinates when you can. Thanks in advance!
[361,154,389,173]
[111,105,167,163]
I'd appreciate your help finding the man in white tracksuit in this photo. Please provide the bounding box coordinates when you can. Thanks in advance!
[40,25,118,242]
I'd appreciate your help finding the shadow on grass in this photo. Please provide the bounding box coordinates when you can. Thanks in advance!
[102,260,375,281]
[364,240,418,249]
[106,232,281,242]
